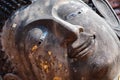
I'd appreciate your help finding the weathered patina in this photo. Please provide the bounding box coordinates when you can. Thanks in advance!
[0,0,120,80]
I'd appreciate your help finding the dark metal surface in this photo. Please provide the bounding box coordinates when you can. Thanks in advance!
[0,0,120,80]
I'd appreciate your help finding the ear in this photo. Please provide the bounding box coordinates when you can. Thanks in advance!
[92,0,120,37]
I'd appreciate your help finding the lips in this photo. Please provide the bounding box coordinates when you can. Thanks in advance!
[68,35,95,58]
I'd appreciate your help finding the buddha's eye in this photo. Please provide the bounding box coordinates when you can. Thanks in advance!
[66,10,82,20]
[25,26,48,52]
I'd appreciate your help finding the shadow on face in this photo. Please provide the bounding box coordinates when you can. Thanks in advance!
[1,0,120,80]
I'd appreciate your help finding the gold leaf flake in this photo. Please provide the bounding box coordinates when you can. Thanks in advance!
[48,51,52,56]
[53,76,62,80]
[31,45,38,52]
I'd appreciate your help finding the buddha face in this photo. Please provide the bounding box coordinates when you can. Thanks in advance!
[55,1,120,80]
[2,0,120,80]
[108,0,120,19]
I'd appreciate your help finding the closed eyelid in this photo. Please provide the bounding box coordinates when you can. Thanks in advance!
[65,10,82,20]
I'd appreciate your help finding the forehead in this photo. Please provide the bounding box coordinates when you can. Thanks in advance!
[11,0,116,38]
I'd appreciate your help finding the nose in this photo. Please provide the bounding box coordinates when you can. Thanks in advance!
[57,20,84,36]
[52,7,84,39]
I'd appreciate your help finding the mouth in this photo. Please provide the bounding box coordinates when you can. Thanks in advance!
[68,35,95,58]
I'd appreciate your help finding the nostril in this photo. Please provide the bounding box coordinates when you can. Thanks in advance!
[37,39,44,45]
[75,25,84,33]
[93,34,96,39]
[78,11,81,14]
[88,33,96,39]
[79,27,84,33]
[38,41,42,45]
